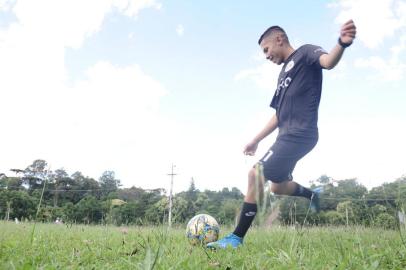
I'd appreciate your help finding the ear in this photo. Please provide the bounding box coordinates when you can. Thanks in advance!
[275,34,283,45]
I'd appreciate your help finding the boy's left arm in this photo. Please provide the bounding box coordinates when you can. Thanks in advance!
[319,19,357,70]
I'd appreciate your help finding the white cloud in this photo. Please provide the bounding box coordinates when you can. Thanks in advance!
[329,0,406,49]
[69,61,166,120]
[128,32,135,39]
[51,61,171,188]
[176,24,184,36]
[330,0,406,81]
[12,0,106,49]
[0,0,252,193]
[113,0,162,18]
[328,59,348,79]
[0,0,15,11]
[354,55,405,81]
[234,62,280,91]
[391,35,406,57]
[0,0,166,187]
[6,0,161,49]
[0,0,164,125]
[297,116,406,189]
[0,60,169,180]
[353,35,406,81]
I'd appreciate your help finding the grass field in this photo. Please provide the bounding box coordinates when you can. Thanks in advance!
[1,221,406,269]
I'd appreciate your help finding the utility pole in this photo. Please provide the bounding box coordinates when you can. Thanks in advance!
[167,164,177,228]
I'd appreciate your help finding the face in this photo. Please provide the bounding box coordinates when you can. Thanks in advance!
[260,35,284,65]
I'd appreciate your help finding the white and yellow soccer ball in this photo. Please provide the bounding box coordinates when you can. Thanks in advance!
[186,214,220,246]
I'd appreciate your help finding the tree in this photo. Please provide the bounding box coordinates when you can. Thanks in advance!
[311,175,333,186]
[117,186,147,201]
[74,195,104,224]
[317,178,368,212]
[51,168,72,207]
[278,197,312,225]
[319,211,345,225]
[0,176,23,190]
[0,190,36,220]
[0,174,6,189]
[112,201,141,225]
[185,178,198,202]
[375,212,397,229]
[337,201,355,225]
[62,202,75,223]
[172,196,188,223]
[145,197,168,225]
[218,199,241,225]
[71,172,101,203]
[230,187,244,200]
[22,159,49,194]
[99,171,121,199]
[178,179,199,220]
[367,176,406,210]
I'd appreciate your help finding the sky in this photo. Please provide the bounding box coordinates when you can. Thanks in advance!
[0,0,405,195]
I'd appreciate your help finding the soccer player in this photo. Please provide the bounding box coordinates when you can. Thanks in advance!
[207,20,356,249]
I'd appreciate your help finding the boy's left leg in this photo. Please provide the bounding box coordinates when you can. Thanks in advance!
[262,139,321,211]
[271,181,313,200]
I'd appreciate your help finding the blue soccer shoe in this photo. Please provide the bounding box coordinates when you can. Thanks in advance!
[206,233,243,249]
[310,186,324,213]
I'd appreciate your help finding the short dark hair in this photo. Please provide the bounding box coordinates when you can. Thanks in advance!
[258,25,287,45]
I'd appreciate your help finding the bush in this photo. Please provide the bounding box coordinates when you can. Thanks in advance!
[374,213,397,230]
[320,211,345,225]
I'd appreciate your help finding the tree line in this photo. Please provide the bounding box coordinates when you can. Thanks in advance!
[277,175,406,229]
[0,159,244,225]
[0,159,405,229]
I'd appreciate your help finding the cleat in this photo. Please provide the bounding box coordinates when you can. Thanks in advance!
[310,186,323,213]
[206,233,243,249]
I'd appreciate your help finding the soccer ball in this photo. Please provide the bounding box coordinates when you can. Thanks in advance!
[186,214,220,245]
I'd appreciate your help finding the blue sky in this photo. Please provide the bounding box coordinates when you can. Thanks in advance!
[1,0,405,194]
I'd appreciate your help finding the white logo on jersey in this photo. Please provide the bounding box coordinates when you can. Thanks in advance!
[314,48,327,54]
[276,77,292,96]
[285,60,294,72]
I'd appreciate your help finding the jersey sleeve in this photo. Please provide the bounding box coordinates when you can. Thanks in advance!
[270,92,278,110]
[303,44,327,68]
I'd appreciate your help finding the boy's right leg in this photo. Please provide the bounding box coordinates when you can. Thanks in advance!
[207,139,319,249]
[207,167,262,249]
[233,167,262,238]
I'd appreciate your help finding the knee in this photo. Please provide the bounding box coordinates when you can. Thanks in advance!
[247,167,265,189]
[247,168,257,186]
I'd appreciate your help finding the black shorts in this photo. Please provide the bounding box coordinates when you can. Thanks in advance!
[258,138,317,183]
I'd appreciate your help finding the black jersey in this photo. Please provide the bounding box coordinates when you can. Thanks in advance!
[270,44,327,142]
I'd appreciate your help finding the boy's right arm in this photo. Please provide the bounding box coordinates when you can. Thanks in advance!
[243,114,278,156]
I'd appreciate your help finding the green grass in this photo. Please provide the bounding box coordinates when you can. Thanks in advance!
[1,222,405,269]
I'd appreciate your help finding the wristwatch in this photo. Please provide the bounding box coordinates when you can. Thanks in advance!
[338,37,352,48]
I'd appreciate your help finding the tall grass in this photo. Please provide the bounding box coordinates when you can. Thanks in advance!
[30,176,47,245]
[1,222,405,269]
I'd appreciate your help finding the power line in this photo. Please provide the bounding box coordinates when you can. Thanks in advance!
[1,188,404,201]
[0,187,162,193]
[269,194,400,201]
